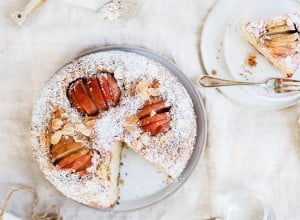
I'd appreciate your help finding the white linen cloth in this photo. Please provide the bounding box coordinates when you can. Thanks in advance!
[58,0,107,11]
[0,212,21,220]
[1,0,300,219]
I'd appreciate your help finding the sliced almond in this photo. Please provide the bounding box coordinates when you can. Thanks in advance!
[140,133,150,145]
[51,131,63,145]
[131,140,143,151]
[75,124,92,137]
[114,68,125,80]
[149,79,160,88]
[84,116,96,123]
[125,115,139,127]
[39,133,48,146]
[85,119,96,130]
[136,80,149,100]
[125,125,136,132]
[51,118,63,131]
[148,88,160,97]
[53,109,62,119]
[160,135,167,144]
[74,134,85,142]
[70,71,76,78]
[61,123,75,136]
[96,162,108,180]
[61,112,69,120]
[150,110,157,117]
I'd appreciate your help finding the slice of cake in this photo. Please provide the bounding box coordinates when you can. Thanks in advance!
[244,13,300,77]
[32,106,122,208]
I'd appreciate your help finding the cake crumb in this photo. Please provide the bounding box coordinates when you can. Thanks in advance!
[239,69,253,80]
[211,69,217,75]
[246,53,257,67]
[119,179,124,185]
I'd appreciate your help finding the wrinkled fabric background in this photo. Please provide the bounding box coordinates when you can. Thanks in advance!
[1,0,300,219]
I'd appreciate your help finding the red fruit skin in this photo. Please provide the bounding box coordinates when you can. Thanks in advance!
[51,137,74,154]
[106,74,121,106]
[139,113,168,127]
[60,161,75,172]
[77,158,93,176]
[67,73,121,115]
[51,142,83,162]
[138,101,166,118]
[73,80,98,116]
[141,119,169,134]
[98,75,113,106]
[68,87,85,114]
[151,122,171,136]
[77,169,88,176]
[58,151,93,176]
[62,154,92,172]
[56,149,89,169]
[86,76,108,111]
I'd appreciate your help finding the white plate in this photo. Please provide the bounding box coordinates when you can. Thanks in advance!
[201,0,300,109]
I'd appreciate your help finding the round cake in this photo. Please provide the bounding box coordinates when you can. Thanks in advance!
[31,50,197,208]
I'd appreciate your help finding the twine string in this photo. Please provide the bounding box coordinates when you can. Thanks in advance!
[0,186,62,220]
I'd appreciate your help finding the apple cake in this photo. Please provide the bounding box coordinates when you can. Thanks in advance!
[244,13,300,77]
[31,50,197,208]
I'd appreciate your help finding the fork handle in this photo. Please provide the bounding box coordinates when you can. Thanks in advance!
[198,75,259,87]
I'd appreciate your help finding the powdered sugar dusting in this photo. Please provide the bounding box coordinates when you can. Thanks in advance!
[31,50,196,208]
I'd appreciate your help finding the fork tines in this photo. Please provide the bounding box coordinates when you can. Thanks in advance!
[274,78,300,93]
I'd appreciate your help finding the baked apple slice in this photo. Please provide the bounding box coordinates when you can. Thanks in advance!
[52,142,84,162]
[86,76,108,111]
[77,169,89,176]
[67,88,85,114]
[152,123,171,136]
[76,157,93,176]
[97,75,113,106]
[56,149,90,169]
[106,74,121,106]
[138,100,172,136]
[142,119,169,135]
[72,79,98,116]
[140,113,169,127]
[67,73,121,115]
[62,153,92,172]
[51,136,74,154]
[138,100,167,118]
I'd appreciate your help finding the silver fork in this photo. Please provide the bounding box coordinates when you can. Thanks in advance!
[198,75,300,93]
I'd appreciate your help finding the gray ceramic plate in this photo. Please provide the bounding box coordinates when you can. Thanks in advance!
[59,45,207,211]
